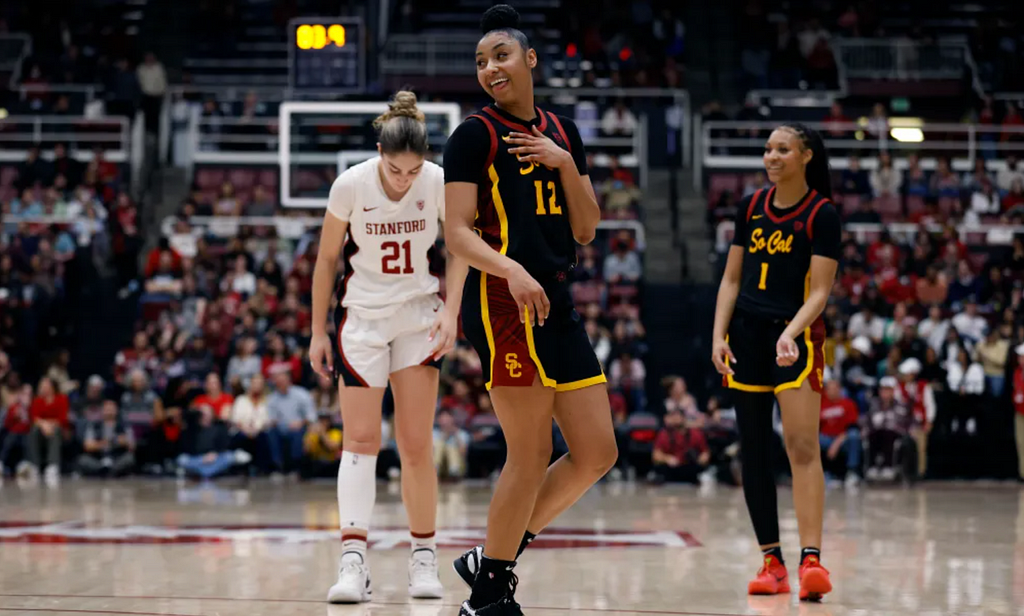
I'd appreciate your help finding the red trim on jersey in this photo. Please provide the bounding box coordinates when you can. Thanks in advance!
[482,105,549,134]
[336,309,369,388]
[746,188,765,222]
[546,112,571,153]
[765,188,818,224]
[470,114,499,171]
[806,197,829,240]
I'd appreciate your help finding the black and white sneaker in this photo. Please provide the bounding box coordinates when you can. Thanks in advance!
[459,596,523,615]
[458,572,522,615]
[453,544,484,588]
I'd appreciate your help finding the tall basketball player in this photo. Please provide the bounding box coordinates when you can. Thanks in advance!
[308,91,468,603]
[711,123,841,601]
[444,5,618,615]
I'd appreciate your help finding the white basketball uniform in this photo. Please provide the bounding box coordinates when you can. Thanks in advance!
[326,157,445,388]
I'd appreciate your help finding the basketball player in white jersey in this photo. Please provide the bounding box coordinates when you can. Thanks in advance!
[308,91,468,603]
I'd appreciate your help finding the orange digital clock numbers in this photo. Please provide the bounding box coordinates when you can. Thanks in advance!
[296,24,346,50]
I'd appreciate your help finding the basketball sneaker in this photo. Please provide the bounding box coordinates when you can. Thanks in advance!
[458,571,522,616]
[409,549,444,599]
[327,554,372,603]
[747,554,790,595]
[453,545,484,588]
[797,555,832,601]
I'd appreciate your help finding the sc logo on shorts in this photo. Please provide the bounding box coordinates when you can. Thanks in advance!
[505,353,523,378]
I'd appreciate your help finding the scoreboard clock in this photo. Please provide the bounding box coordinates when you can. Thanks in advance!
[289,17,366,93]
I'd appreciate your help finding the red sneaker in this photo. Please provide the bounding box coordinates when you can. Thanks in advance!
[747,555,790,595]
[798,556,832,601]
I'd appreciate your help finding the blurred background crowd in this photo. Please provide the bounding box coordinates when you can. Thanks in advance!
[2,0,1024,488]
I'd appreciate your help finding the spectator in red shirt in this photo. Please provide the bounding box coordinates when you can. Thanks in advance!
[651,407,710,484]
[190,372,235,421]
[1012,344,1024,482]
[27,376,70,484]
[819,379,861,488]
[0,384,33,475]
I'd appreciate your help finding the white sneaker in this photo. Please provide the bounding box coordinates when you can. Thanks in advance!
[844,474,860,491]
[866,467,881,481]
[44,465,60,487]
[327,556,372,604]
[234,450,252,465]
[880,467,897,481]
[409,549,444,599]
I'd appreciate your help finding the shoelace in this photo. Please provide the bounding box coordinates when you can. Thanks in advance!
[340,559,365,578]
[410,555,437,582]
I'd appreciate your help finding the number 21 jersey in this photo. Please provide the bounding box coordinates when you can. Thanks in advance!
[326,157,444,319]
[731,186,841,320]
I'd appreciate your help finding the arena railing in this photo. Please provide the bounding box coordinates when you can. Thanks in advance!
[173,103,647,181]
[379,34,480,76]
[0,114,142,192]
[0,33,31,88]
[159,215,648,251]
[714,221,1020,254]
[694,119,1024,190]
[832,37,984,96]
[17,84,102,105]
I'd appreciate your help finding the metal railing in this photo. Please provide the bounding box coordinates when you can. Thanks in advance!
[379,34,480,76]
[0,116,131,161]
[715,221,1022,254]
[695,119,1024,190]
[0,33,31,89]
[833,38,972,81]
[161,215,649,250]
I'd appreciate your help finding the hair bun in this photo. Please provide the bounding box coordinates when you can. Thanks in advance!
[374,90,425,128]
[480,4,520,34]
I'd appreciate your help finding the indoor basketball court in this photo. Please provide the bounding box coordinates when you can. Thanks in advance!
[0,480,1020,616]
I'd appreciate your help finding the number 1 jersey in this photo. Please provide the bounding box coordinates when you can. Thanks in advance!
[326,157,444,319]
[730,186,841,320]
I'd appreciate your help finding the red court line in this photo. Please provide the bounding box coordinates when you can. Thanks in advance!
[0,595,749,616]
[0,605,198,609]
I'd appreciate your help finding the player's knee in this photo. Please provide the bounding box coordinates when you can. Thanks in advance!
[574,438,618,478]
[344,426,382,455]
[396,431,432,466]
[784,434,820,467]
[507,437,552,471]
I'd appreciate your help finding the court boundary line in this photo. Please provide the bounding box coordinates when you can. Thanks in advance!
[0,609,199,616]
[0,594,752,616]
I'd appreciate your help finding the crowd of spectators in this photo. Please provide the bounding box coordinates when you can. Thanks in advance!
[0,193,649,484]
[0,141,142,484]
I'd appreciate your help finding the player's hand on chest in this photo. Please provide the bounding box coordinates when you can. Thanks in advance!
[499,131,568,219]
[503,126,570,175]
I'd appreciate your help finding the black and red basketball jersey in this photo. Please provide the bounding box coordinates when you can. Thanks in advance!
[731,186,842,320]
[443,104,588,278]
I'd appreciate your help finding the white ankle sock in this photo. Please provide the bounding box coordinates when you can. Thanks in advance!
[411,531,436,556]
[341,534,367,564]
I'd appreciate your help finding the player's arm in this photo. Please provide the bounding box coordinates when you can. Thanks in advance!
[554,120,600,245]
[710,246,744,375]
[311,212,348,338]
[445,120,550,325]
[711,196,752,376]
[443,251,469,318]
[444,183,522,280]
[782,206,842,341]
[309,177,352,378]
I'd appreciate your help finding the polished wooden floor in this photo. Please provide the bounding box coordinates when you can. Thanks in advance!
[0,477,1022,616]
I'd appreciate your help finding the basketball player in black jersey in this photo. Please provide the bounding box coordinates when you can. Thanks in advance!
[443,5,617,615]
[711,123,842,602]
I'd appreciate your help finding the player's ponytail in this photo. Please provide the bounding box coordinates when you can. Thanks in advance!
[373,90,428,156]
[781,122,833,200]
